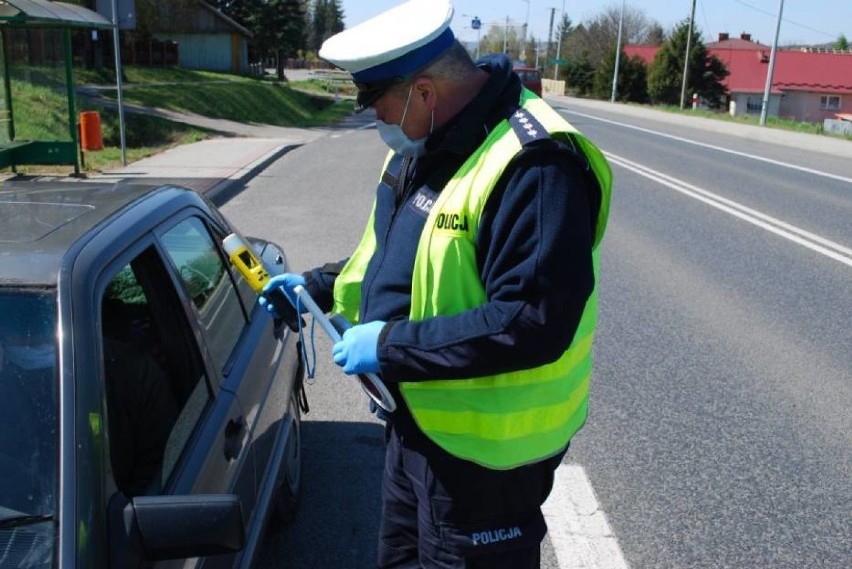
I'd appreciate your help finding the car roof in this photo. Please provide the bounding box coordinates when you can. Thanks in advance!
[0,182,199,287]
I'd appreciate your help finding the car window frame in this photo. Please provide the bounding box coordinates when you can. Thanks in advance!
[97,242,220,493]
[153,212,253,381]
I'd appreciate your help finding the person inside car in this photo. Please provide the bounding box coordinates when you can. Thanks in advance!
[102,299,180,497]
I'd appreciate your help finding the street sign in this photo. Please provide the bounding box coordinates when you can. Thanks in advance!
[471,17,481,30]
[550,58,568,65]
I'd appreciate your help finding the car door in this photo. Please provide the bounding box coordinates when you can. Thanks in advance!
[163,218,305,567]
[72,211,256,569]
[199,224,303,530]
[154,214,262,569]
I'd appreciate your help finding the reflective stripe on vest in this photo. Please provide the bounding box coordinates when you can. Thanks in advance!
[335,91,612,468]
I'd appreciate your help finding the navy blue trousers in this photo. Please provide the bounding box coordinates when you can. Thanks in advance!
[377,424,566,569]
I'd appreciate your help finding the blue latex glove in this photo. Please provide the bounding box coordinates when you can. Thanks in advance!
[332,321,385,375]
[260,273,307,318]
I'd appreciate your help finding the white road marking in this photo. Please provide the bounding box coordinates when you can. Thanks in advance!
[562,110,852,185]
[543,464,629,569]
[606,152,852,268]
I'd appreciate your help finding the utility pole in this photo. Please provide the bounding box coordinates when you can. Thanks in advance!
[611,0,625,103]
[504,15,510,54]
[553,0,565,80]
[520,0,531,62]
[760,0,785,125]
[680,0,697,109]
[547,7,556,68]
[110,0,127,165]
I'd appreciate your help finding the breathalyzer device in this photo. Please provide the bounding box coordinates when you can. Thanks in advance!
[222,233,300,330]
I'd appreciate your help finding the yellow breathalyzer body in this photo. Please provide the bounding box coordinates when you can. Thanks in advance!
[223,233,299,329]
[222,233,272,294]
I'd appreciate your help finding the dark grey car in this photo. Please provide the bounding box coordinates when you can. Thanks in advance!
[0,183,304,568]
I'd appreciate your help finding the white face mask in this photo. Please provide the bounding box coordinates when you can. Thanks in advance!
[5,343,55,370]
[376,85,433,158]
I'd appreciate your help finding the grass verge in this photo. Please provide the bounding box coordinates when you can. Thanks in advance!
[656,104,852,140]
[1,65,354,175]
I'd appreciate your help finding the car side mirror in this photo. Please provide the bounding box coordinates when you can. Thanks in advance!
[109,493,245,566]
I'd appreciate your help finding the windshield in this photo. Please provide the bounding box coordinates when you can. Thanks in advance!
[0,290,57,568]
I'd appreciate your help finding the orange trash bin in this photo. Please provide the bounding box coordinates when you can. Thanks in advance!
[79,111,104,151]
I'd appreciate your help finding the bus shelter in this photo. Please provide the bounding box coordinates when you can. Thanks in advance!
[0,0,112,175]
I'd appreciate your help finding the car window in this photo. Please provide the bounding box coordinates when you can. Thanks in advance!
[100,249,211,497]
[517,70,541,83]
[0,290,58,523]
[160,217,247,373]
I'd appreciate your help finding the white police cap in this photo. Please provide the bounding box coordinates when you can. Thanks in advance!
[319,0,455,109]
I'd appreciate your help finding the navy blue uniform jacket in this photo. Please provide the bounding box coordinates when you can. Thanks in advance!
[304,55,600,432]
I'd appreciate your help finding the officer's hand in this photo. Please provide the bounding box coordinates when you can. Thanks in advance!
[332,321,385,375]
[260,273,307,317]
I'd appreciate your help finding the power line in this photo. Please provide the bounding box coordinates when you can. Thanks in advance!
[698,0,712,40]
[731,0,837,39]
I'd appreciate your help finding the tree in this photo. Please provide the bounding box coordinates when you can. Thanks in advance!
[308,0,345,53]
[836,34,849,51]
[647,19,729,107]
[215,0,310,75]
[546,14,574,77]
[646,22,666,46]
[593,49,648,102]
[564,5,660,68]
[254,0,308,79]
[478,21,523,60]
[131,0,197,38]
[211,0,256,28]
[564,57,595,96]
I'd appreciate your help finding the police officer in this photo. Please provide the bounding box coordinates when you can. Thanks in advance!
[262,1,612,567]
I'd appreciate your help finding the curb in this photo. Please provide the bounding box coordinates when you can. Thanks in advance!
[206,143,298,205]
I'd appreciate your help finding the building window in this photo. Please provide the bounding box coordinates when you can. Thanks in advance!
[746,97,763,113]
[820,96,841,110]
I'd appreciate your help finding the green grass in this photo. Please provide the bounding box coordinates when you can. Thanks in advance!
[290,78,359,99]
[15,64,254,88]
[1,64,355,174]
[97,80,352,127]
[656,104,852,140]
[2,80,210,174]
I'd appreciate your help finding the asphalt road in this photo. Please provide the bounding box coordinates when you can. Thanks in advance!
[220,104,852,568]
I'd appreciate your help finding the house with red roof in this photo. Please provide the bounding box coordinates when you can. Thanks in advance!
[625,33,852,123]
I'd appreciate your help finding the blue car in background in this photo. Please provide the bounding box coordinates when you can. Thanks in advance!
[0,182,304,568]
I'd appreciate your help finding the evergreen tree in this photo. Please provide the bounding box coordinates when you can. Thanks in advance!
[564,57,595,96]
[549,14,574,74]
[214,0,309,74]
[254,0,308,78]
[309,0,345,53]
[132,0,197,37]
[211,0,255,28]
[647,20,729,107]
[593,49,648,102]
[836,34,849,51]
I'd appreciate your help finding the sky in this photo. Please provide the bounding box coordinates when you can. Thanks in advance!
[341,1,851,48]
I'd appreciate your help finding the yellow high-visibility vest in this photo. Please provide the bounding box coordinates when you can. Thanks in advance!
[335,91,612,468]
